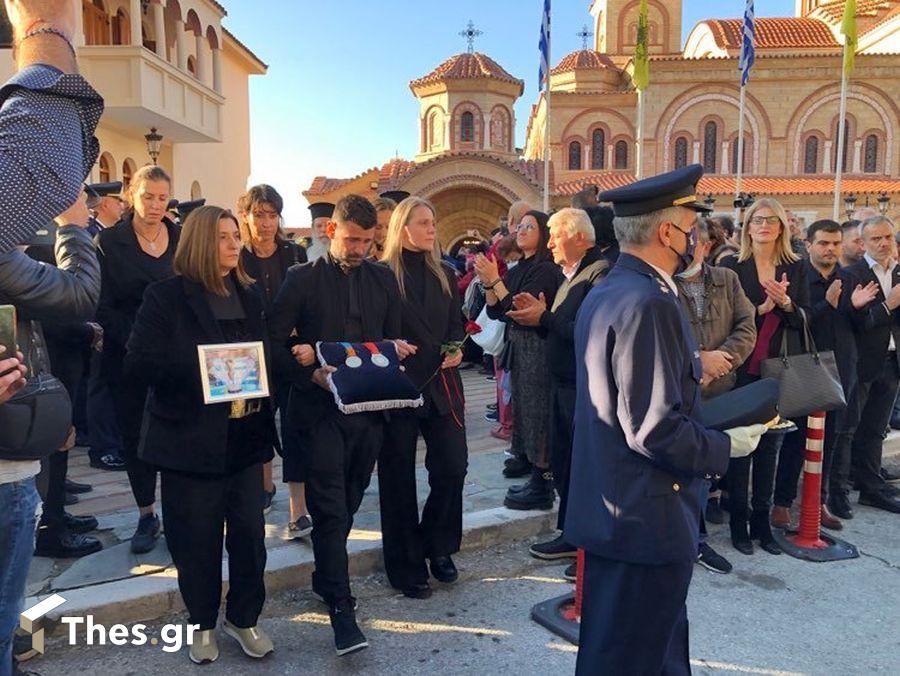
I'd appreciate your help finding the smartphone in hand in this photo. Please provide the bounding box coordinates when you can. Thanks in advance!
[0,305,18,375]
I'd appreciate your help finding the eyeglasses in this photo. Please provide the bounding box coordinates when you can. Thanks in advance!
[518,222,538,231]
[750,216,781,226]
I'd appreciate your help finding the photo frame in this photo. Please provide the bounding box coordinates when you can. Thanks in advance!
[197,341,269,405]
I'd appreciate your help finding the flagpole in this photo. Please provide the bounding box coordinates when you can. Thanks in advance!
[543,85,551,212]
[636,89,644,179]
[735,84,747,222]
[833,63,849,220]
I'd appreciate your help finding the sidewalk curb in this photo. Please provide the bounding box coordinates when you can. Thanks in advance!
[29,506,557,628]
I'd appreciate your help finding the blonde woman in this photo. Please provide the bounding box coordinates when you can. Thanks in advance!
[96,165,178,555]
[378,196,468,599]
[125,206,276,664]
[722,197,809,556]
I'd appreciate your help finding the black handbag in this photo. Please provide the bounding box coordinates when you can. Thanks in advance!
[760,308,846,418]
[0,372,72,461]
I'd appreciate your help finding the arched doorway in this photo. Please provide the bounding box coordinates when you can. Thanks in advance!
[429,186,511,251]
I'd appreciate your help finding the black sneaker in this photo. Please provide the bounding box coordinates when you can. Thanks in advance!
[64,512,98,534]
[705,498,726,525]
[64,492,78,506]
[502,456,531,479]
[14,629,37,663]
[881,467,900,484]
[484,409,499,423]
[563,562,576,582]
[329,598,368,656]
[286,514,313,540]
[263,486,276,515]
[131,514,161,554]
[90,453,126,471]
[485,403,498,412]
[697,543,733,574]
[34,530,102,558]
[828,490,854,520]
[529,534,577,560]
[64,479,92,494]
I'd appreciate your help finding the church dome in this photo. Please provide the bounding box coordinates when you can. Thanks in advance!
[410,52,524,93]
[549,49,623,93]
[551,49,620,75]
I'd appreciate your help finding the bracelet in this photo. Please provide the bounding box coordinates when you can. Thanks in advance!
[18,27,77,58]
[484,279,501,291]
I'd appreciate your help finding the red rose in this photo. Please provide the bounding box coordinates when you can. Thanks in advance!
[465,320,482,335]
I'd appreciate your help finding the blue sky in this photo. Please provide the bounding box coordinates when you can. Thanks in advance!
[223,0,794,226]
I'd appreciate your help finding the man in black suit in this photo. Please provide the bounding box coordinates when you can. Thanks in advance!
[844,216,900,513]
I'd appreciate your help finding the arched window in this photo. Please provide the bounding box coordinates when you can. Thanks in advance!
[674,137,688,169]
[834,120,850,172]
[568,141,583,170]
[191,181,202,200]
[591,129,605,170]
[702,121,718,173]
[99,153,112,183]
[122,158,136,189]
[731,135,751,174]
[804,137,819,174]
[187,55,197,77]
[84,0,110,46]
[460,111,475,143]
[614,140,628,170]
[864,135,879,173]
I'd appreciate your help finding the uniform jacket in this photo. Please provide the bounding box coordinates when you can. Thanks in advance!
[675,263,757,398]
[565,253,731,565]
[843,257,900,384]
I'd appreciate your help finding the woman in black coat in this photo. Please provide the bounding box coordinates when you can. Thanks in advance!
[96,165,179,555]
[722,197,810,556]
[377,196,468,599]
[237,185,310,531]
[476,210,560,511]
[125,206,276,665]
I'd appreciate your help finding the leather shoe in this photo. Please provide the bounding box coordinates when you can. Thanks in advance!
[881,467,900,483]
[770,505,793,530]
[34,531,102,558]
[429,556,458,583]
[63,512,98,534]
[401,583,432,599]
[859,490,900,514]
[732,538,754,555]
[758,539,782,555]
[64,479,92,494]
[819,504,843,530]
[828,491,853,520]
[64,492,78,506]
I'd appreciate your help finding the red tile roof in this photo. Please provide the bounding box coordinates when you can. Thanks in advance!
[551,50,620,75]
[702,17,839,50]
[557,174,900,197]
[410,52,524,90]
[815,0,896,24]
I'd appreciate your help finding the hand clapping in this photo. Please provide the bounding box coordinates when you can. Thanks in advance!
[473,253,500,287]
[761,273,791,310]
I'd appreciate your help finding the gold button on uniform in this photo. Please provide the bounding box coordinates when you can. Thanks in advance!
[672,483,680,492]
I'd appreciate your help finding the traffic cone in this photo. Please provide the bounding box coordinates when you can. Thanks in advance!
[531,549,583,645]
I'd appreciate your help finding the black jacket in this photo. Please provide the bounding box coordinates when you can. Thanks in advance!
[240,240,307,312]
[843,257,900,384]
[540,247,608,386]
[0,225,100,377]
[96,215,180,382]
[486,254,561,336]
[268,255,403,427]
[124,275,276,474]
[721,255,810,384]
[392,251,466,416]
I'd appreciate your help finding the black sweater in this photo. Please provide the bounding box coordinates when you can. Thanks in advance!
[486,254,561,335]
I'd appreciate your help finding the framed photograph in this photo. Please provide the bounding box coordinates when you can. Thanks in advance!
[197,341,270,405]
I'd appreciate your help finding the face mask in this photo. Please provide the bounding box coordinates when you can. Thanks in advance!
[676,261,702,279]
[668,222,698,275]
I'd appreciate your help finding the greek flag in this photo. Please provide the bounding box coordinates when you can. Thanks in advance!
[739,0,755,86]
[538,0,551,87]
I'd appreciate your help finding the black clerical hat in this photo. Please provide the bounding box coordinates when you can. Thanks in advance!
[598,164,710,217]
[699,378,781,432]
[166,199,206,219]
[84,181,123,198]
[379,190,410,204]
[308,202,335,221]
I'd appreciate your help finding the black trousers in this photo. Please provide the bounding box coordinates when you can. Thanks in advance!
[278,386,308,484]
[577,553,692,676]
[774,413,837,508]
[850,355,899,494]
[548,382,576,532]
[378,405,468,590]
[111,378,157,508]
[727,431,781,517]
[87,351,123,461]
[304,412,383,604]
[35,451,67,537]
[160,463,267,631]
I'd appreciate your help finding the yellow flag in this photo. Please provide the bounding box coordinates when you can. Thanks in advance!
[841,0,857,77]
[633,0,650,91]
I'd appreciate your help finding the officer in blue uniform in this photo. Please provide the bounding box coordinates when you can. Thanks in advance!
[566,164,767,674]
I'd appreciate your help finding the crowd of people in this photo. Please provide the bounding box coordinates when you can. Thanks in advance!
[0,2,899,674]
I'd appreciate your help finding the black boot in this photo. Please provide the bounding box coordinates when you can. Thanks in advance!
[729,509,753,555]
[504,467,554,510]
[749,510,782,555]
[503,455,531,479]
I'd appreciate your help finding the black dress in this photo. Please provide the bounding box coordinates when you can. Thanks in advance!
[378,250,469,590]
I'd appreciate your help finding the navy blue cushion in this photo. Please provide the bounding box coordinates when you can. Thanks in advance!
[316,340,423,414]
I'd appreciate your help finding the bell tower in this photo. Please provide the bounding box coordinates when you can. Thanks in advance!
[589,0,683,56]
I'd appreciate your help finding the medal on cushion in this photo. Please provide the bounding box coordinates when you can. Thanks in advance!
[364,342,390,368]
[341,342,362,368]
